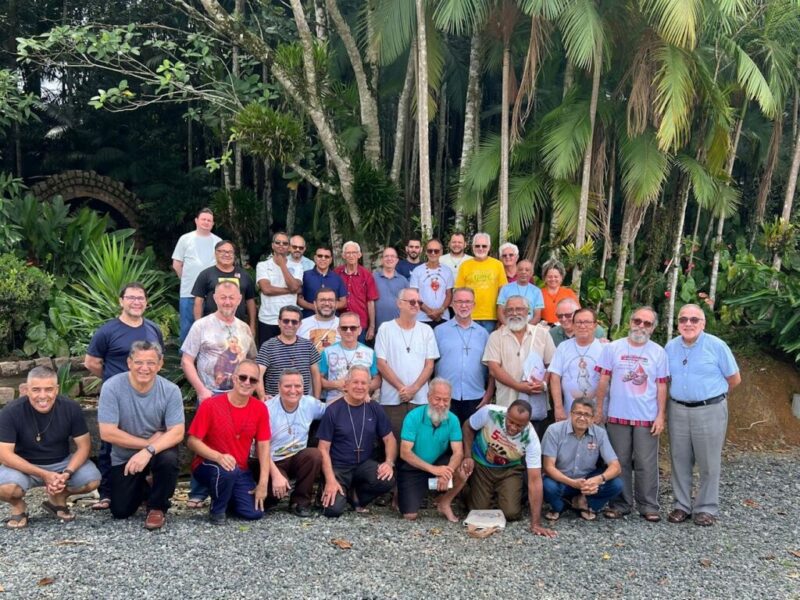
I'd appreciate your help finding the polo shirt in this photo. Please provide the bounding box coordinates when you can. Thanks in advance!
[434,319,489,401]
[541,419,617,478]
[540,286,579,324]
[455,257,507,320]
[665,332,738,402]
[373,270,409,329]
[497,282,545,320]
[335,265,380,330]
[301,268,347,318]
[400,405,462,464]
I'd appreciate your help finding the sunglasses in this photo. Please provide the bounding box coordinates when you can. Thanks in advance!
[273,240,289,246]
[281,318,300,325]
[291,245,305,250]
[678,316,704,324]
[315,254,332,259]
[501,254,517,258]
[631,317,655,328]
[556,312,575,320]
[339,325,359,332]
[426,248,442,254]
[237,374,259,385]
[473,244,489,248]
[400,299,421,306]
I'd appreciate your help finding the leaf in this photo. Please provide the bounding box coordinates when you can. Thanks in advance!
[37,578,55,587]
[742,498,760,508]
[331,538,352,550]
[789,550,800,558]
[429,527,442,536]
[699,559,712,567]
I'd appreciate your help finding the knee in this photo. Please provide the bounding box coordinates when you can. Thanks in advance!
[153,448,179,471]
[301,448,322,464]
[606,478,623,496]
[324,496,347,519]
[542,477,559,496]
[503,507,523,522]
[69,480,100,495]
[0,483,25,501]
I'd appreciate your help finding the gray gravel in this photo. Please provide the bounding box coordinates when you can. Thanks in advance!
[1,452,799,599]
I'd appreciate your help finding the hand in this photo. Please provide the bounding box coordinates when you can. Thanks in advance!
[217,453,237,471]
[271,472,290,499]
[459,458,475,478]
[272,253,286,268]
[592,411,605,426]
[249,482,268,511]
[398,386,415,403]
[530,522,558,538]
[321,480,344,508]
[377,461,394,481]
[570,477,586,490]
[529,377,546,393]
[477,396,491,409]
[43,472,67,495]
[124,448,152,476]
[517,380,538,395]
[197,387,213,402]
[554,406,567,422]
[436,476,451,492]
[580,478,600,495]
[651,414,665,436]
[366,326,375,342]
[430,465,454,481]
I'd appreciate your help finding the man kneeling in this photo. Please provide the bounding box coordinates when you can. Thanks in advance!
[0,366,101,529]
[187,360,270,524]
[397,378,463,521]
[541,398,622,521]
[318,366,397,517]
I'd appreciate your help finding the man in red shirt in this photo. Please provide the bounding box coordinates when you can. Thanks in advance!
[187,360,271,525]
[334,241,379,344]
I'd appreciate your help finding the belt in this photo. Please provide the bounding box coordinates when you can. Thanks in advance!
[671,393,726,408]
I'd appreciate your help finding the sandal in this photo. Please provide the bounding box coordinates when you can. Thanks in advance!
[641,512,661,523]
[603,508,625,520]
[668,508,690,523]
[3,512,29,529]
[91,498,110,510]
[544,511,561,522]
[41,501,76,522]
[693,512,716,527]
[185,499,205,509]
[580,509,597,521]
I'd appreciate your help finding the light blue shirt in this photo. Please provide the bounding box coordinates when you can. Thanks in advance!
[665,332,738,402]
[434,319,489,401]
[497,282,545,319]
[373,270,409,330]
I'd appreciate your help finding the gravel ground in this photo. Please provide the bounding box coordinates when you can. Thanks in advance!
[1,452,798,599]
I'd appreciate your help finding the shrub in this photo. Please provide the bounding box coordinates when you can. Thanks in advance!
[0,254,53,354]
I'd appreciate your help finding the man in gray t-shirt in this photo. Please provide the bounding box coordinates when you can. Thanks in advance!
[98,341,185,530]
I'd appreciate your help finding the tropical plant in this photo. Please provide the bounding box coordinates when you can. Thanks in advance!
[0,253,53,355]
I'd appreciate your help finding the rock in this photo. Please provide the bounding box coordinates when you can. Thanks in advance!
[34,358,53,368]
[17,360,36,373]
[71,356,88,371]
[81,376,101,396]
[54,357,71,369]
[0,387,15,405]
[0,361,19,377]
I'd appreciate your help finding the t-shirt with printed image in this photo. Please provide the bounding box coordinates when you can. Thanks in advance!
[468,405,541,469]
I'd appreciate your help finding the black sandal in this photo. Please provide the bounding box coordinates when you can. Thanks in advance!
[3,512,29,529]
[41,501,76,522]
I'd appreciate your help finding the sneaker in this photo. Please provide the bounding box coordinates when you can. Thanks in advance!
[209,512,227,526]
[144,509,166,530]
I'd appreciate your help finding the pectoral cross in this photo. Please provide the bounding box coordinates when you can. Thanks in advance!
[354,446,363,462]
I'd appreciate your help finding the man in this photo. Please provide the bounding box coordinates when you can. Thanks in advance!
[396,237,423,279]
[440,232,472,280]
[318,366,397,517]
[256,231,304,344]
[497,260,544,326]
[434,288,493,424]
[665,304,740,527]
[335,241,379,343]
[298,288,341,352]
[437,400,555,537]
[548,307,605,422]
[85,282,164,510]
[541,398,622,521]
[172,207,221,343]
[0,366,101,529]
[375,288,439,441]
[373,246,409,332]
[397,378,463,521]
[192,240,257,338]
[455,232,507,334]
[299,245,347,318]
[595,306,668,522]
[265,369,326,516]
[98,341,185,530]
[187,360,270,524]
[289,235,315,272]
[410,238,454,328]
[320,312,380,402]
[256,305,321,399]
[549,298,606,346]
[483,296,555,438]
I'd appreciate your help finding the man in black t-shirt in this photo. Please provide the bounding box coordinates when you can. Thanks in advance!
[0,366,101,529]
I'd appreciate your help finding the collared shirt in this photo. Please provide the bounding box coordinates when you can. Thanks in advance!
[400,405,462,464]
[665,332,738,402]
[497,282,545,320]
[482,323,556,407]
[435,319,489,401]
[375,320,440,405]
[373,270,409,330]
[301,268,347,318]
[334,265,380,330]
[290,256,315,272]
[541,419,618,479]
[550,324,607,347]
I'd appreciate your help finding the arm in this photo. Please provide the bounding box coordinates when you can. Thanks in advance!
[651,380,667,435]
[0,442,66,488]
[258,277,291,296]
[252,439,270,510]
[410,359,435,394]
[377,358,404,391]
[542,455,583,489]
[112,423,184,477]
[458,421,477,478]
[580,459,622,496]
[247,299,257,337]
[181,352,213,401]
[311,363,322,399]
[335,297,347,311]
[257,365,268,400]
[527,467,556,537]
[297,295,316,312]
[84,355,104,378]
[478,376,496,408]
[594,373,610,425]
[172,259,183,278]
[530,309,543,325]
[186,435,237,470]
[487,361,539,395]
[193,296,204,321]
[318,439,344,507]
[366,300,376,341]
[377,432,398,480]
[369,373,381,393]
[727,372,742,389]
[496,304,507,325]
[549,374,566,421]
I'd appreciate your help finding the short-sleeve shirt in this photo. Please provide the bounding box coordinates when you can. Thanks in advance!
[317,400,392,467]
[172,231,221,297]
[455,257,507,320]
[550,324,606,346]
[291,256,315,272]
[400,405,462,464]
[540,286,579,325]
[181,315,257,393]
[191,265,257,322]
[320,342,378,402]
[98,373,185,466]
[596,338,669,423]
[440,253,472,280]
[548,338,605,414]
[541,419,618,478]
[0,396,88,465]
[373,270,408,330]
[256,257,305,325]
[256,336,321,396]
[468,405,541,469]
[188,393,270,471]
[297,316,340,352]
[666,332,739,402]
[334,265,380,330]
[86,318,164,380]
[396,259,422,280]
[375,320,440,406]
[434,319,490,401]
[497,282,545,319]
[482,324,556,407]
[266,395,326,461]
[301,269,347,318]
[409,264,454,322]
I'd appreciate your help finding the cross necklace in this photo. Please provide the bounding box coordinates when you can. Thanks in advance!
[347,402,367,462]
[681,343,694,366]
[455,325,473,354]
[226,399,248,440]
[31,405,55,443]
[399,325,415,353]
[282,403,300,436]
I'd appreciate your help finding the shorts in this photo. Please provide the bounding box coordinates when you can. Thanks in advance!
[0,455,101,492]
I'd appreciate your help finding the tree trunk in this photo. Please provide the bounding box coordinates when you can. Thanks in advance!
[665,180,691,337]
[562,61,574,99]
[499,39,511,245]
[611,203,646,328]
[687,206,701,268]
[187,109,193,171]
[415,0,433,238]
[286,185,298,234]
[751,115,782,248]
[390,42,416,186]
[232,0,244,190]
[600,140,616,280]
[314,0,326,38]
[433,81,447,231]
[263,158,273,231]
[771,119,800,272]
[455,30,482,231]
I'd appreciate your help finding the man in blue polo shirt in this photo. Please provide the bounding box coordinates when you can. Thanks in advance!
[665,304,740,527]
[397,378,463,522]
[299,245,347,318]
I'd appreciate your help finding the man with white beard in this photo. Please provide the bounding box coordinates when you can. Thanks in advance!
[594,306,668,522]
[396,378,464,522]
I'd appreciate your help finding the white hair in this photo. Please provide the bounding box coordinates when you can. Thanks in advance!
[342,240,361,253]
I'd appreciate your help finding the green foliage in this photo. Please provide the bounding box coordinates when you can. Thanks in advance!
[0,254,53,355]
[232,103,306,164]
[0,173,24,253]
[0,69,40,134]
[23,322,69,358]
[56,362,84,398]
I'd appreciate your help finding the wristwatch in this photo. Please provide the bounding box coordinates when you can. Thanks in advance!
[145,444,156,456]
[62,468,74,479]
[600,474,607,483]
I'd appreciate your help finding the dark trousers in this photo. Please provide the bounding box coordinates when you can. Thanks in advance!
[543,469,624,513]
[193,462,263,520]
[264,448,322,508]
[110,447,179,519]
[97,441,113,499]
[397,454,450,515]
[323,459,394,518]
[450,399,483,425]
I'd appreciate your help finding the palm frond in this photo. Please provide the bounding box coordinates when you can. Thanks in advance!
[558,0,604,71]
[653,43,695,151]
[433,0,490,35]
[643,0,701,49]
[675,153,717,207]
[372,0,416,66]
[541,94,591,179]
[619,129,671,205]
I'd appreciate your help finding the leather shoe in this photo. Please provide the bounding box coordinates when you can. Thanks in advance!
[293,504,313,518]
[144,509,166,530]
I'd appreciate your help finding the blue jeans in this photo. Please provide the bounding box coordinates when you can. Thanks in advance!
[179,297,196,344]
[193,462,263,519]
[475,320,496,335]
[543,469,623,513]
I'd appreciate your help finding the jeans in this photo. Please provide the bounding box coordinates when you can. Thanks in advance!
[543,469,623,513]
[179,297,196,344]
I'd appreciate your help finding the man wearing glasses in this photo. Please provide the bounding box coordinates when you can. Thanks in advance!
[595,306,668,522]
[298,288,341,352]
[289,235,315,272]
[455,232,507,334]
[548,298,606,346]
[409,239,454,328]
[256,231,304,344]
[299,245,347,318]
[665,304,740,527]
[541,398,622,522]
[320,312,380,403]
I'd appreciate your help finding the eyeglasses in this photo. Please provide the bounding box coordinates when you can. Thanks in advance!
[678,316,704,325]
[571,412,593,419]
[280,318,300,325]
[216,249,234,255]
[501,254,517,258]
[317,298,335,303]
[315,254,332,259]
[123,295,146,303]
[237,374,259,385]
[473,244,489,248]
[291,245,305,250]
[426,248,442,254]
[339,325,359,332]
[452,300,474,305]
[400,299,421,307]
[631,317,655,328]
[273,240,289,246]
[574,320,595,326]
[556,312,575,320]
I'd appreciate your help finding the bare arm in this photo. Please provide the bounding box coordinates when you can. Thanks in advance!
[181,352,213,401]
[527,467,556,537]
[487,361,523,392]
[381,432,398,465]
[99,423,184,452]
[651,380,667,435]
[550,373,565,421]
[84,355,104,378]
[366,300,376,341]
[0,442,59,480]
[594,373,610,424]
[530,308,543,325]
[247,299,257,337]
[172,259,183,278]
[727,372,742,389]
[496,304,507,325]
[258,278,291,296]
[311,363,321,399]
[193,296,204,321]
[377,358,405,390]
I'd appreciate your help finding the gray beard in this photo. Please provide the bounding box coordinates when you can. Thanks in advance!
[427,406,447,426]
[507,317,527,332]
[629,330,650,344]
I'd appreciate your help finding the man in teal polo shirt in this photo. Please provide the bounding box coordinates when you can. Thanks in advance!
[397,378,463,522]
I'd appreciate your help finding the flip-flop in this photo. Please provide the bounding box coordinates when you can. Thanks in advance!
[41,501,76,522]
[603,508,626,519]
[641,512,661,523]
[185,499,205,509]
[4,512,29,529]
[580,509,597,521]
[91,498,110,510]
[544,511,561,522]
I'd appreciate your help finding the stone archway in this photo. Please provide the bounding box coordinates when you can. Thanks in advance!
[30,170,140,230]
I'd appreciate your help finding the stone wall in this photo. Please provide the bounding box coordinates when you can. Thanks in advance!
[0,356,100,405]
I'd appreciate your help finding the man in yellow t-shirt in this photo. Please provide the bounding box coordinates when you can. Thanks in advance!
[455,232,507,334]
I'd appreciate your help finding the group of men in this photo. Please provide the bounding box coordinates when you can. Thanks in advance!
[0,208,741,535]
